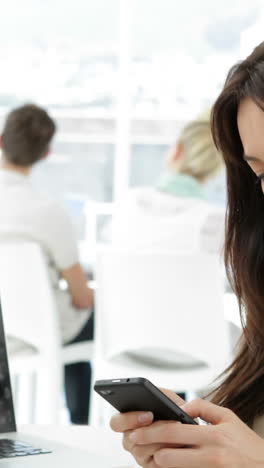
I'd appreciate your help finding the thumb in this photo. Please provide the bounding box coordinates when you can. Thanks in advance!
[181,399,235,425]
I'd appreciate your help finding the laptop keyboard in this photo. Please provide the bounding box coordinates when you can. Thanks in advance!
[0,439,51,458]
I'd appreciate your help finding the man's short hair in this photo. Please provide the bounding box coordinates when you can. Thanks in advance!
[2,104,56,167]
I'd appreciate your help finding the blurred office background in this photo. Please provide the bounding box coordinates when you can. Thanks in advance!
[0,0,262,427]
[0,0,262,242]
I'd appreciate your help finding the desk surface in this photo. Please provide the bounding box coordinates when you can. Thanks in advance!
[19,424,136,468]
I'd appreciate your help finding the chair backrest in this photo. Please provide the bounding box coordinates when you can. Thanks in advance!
[0,242,60,356]
[95,248,230,369]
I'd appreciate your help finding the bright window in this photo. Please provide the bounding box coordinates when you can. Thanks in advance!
[0,0,262,238]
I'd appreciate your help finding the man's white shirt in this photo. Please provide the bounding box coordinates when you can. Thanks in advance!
[0,169,89,344]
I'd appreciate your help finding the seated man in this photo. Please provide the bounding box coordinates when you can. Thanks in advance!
[0,103,93,424]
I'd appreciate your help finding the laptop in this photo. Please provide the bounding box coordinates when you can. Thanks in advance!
[0,300,113,467]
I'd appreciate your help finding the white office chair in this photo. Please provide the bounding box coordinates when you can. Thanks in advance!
[0,242,93,424]
[91,248,231,426]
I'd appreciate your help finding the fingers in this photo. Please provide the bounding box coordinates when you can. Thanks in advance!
[160,388,186,406]
[129,441,164,466]
[123,430,165,468]
[109,388,184,434]
[110,411,153,432]
[129,420,216,446]
[146,459,161,468]
[154,446,230,468]
[123,425,185,452]
[182,399,235,425]
[154,447,204,468]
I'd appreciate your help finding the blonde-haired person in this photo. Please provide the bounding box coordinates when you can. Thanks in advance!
[172,109,222,183]
[111,109,225,253]
[109,110,230,371]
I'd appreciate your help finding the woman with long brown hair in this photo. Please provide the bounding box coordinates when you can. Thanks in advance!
[109,41,264,467]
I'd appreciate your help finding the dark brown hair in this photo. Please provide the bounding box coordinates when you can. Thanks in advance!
[2,104,56,167]
[210,42,264,426]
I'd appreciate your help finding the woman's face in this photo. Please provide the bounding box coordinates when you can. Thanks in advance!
[238,97,264,192]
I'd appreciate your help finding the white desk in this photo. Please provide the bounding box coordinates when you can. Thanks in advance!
[19,425,136,468]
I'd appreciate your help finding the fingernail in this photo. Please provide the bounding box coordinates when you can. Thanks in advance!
[129,431,138,442]
[138,412,153,424]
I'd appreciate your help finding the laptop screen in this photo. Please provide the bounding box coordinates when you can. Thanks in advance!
[0,301,16,432]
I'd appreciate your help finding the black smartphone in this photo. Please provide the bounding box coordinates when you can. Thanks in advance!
[94,377,197,424]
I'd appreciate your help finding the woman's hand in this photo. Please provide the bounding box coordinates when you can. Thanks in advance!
[124,398,264,468]
[110,389,185,467]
